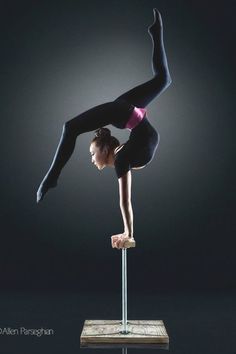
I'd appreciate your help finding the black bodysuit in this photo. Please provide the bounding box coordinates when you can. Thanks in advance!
[112,99,159,178]
[66,97,159,178]
[37,13,172,201]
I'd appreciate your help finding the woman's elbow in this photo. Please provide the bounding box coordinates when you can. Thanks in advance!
[120,199,132,209]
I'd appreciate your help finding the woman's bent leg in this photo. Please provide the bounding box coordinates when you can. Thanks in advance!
[36,102,115,202]
[116,9,172,108]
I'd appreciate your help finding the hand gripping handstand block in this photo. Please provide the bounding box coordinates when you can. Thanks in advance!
[80,240,169,346]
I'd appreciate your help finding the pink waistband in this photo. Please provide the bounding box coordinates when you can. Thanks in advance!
[125,107,147,130]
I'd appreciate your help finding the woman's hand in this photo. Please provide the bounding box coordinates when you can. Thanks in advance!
[111,233,135,249]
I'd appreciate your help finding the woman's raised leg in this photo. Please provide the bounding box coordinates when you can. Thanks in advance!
[36,102,116,203]
[116,9,172,108]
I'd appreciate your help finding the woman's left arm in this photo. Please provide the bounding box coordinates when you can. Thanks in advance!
[111,171,134,248]
[119,170,133,237]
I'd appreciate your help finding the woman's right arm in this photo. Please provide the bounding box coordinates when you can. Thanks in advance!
[111,171,134,249]
[118,171,133,238]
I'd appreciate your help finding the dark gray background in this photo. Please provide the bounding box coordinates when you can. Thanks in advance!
[0,0,235,353]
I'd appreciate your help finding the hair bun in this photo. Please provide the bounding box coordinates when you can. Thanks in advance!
[94,127,111,139]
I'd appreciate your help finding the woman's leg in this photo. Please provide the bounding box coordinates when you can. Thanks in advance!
[36,102,116,202]
[116,9,172,108]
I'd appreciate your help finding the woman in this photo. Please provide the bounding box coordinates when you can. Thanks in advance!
[36,9,172,249]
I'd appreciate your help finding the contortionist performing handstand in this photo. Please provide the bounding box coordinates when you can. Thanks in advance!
[36,9,172,250]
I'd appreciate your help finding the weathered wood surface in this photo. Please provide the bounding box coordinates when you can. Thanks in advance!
[80,320,169,344]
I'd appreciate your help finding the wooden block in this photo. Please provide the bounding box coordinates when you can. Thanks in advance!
[80,320,169,345]
[111,237,136,249]
[123,238,136,248]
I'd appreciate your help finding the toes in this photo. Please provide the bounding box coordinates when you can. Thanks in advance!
[152,8,162,27]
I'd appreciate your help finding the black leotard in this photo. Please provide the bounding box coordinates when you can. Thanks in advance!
[37,10,171,201]
[113,101,159,178]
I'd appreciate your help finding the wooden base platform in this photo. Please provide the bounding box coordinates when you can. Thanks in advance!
[80,320,169,345]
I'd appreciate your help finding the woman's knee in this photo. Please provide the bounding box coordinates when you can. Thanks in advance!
[63,120,78,137]
[159,69,172,86]
[154,71,172,92]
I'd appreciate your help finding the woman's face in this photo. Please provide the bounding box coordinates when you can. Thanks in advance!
[89,142,108,170]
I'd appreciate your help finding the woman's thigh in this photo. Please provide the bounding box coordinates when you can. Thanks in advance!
[116,76,167,108]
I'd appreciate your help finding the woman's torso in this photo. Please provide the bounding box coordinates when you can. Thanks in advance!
[111,99,159,176]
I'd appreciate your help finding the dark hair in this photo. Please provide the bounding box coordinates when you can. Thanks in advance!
[91,127,120,152]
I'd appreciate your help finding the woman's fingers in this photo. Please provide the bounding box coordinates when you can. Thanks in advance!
[111,234,123,248]
[111,235,120,248]
[113,236,128,249]
[116,238,122,249]
[111,236,120,241]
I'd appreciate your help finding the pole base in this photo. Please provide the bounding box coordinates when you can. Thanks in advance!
[80,319,169,345]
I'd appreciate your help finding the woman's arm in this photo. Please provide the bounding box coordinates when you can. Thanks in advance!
[111,171,135,249]
[118,171,133,237]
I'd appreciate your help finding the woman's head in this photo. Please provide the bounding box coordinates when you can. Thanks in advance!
[90,128,120,170]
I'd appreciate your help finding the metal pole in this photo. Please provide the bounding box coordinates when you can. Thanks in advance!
[122,347,128,354]
[121,248,128,333]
